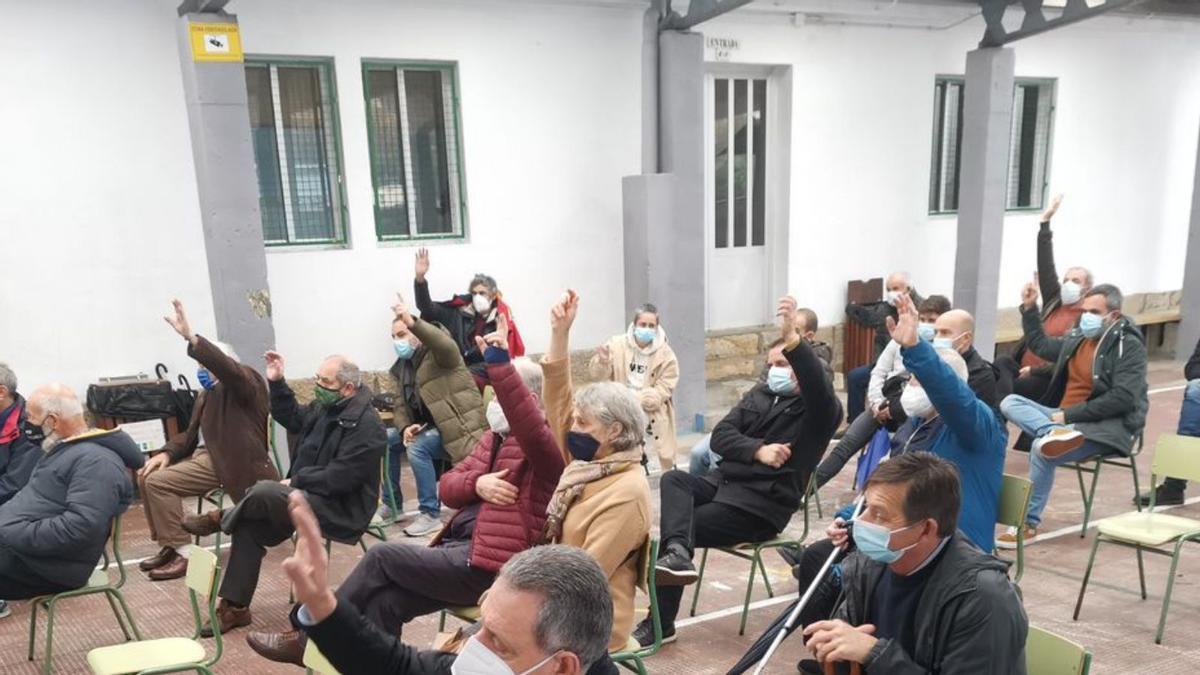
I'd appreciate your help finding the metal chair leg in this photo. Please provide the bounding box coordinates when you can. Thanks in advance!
[689,548,709,617]
[1130,460,1143,513]
[740,551,758,636]
[113,590,143,640]
[1080,460,1104,536]
[42,597,58,675]
[103,592,133,642]
[1073,535,1103,621]
[1136,546,1148,600]
[1156,540,1188,644]
[757,551,774,598]
[27,598,40,661]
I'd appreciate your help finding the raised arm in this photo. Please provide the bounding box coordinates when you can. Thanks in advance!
[484,344,565,482]
[267,364,307,435]
[1036,194,1064,304]
[1019,288,1065,364]
[543,290,580,462]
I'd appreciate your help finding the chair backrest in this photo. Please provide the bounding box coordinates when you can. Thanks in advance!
[303,638,341,675]
[997,474,1033,528]
[1025,625,1090,675]
[1151,434,1200,486]
[186,548,219,599]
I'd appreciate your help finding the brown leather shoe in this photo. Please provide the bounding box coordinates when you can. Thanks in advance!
[200,600,252,637]
[139,546,179,572]
[148,554,189,581]
[246,629,306,666]
[182,510,223,537]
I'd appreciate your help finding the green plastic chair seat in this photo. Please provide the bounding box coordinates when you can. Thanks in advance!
[304,638,340,675]
[1098,512,1200,547]
[86,637,207,675]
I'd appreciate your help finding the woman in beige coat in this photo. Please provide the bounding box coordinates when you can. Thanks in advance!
[588,303,680,470]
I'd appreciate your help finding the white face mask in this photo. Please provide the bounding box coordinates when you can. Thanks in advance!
[1060,280,1083,305]
[452,635,558,675]
[885,290,902,306]
[900,386,934,419]
[486,399,510,434]
[473,293,492,314]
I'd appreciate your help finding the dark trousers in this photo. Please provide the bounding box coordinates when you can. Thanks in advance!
[656,470,777,628]
[218,480,296,607]
[335,539,495,637]
[846,366,871,422]
[994,355,1053,402]
[792,539,844,628]
[0,547,72,599]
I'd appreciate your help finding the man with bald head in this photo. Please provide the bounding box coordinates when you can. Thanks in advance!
[185,350,386,636]
[0,384,143,612]
[933,309,1000,408]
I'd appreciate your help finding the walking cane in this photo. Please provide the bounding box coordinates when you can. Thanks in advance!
[750,496,865,675]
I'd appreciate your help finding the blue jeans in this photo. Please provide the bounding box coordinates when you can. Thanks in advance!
[1000,394,1070,439]
[382,428,405,509]
[1164,380,1200,491]
[1027,441,1105,528]
[687,434,720,475]
[407,428,449,517]
[846,366,871,422]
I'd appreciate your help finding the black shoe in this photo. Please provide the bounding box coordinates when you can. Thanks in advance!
[797,659,822,674]
[654,546,699,586]
[632,617,676,649]
[777,543,804,570]
[1136,484,1185,507]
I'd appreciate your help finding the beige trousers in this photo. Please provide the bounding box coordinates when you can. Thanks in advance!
[138,451,221,548]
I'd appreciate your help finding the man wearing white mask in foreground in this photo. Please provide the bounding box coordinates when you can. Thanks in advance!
[280,490,619,674]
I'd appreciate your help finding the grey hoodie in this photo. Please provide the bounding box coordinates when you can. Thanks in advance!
[0,428,143,588]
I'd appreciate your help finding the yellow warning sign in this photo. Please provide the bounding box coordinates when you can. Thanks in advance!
[189,22,243,63]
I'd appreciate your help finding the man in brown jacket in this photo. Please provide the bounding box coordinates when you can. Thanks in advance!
[136,300,278,580]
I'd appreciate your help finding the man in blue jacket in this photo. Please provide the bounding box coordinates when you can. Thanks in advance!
[0,384,143,618]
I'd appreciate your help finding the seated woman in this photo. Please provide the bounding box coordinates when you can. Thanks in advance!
[541,290,653,654]
[412,247,525,385]
[588,303,680,471]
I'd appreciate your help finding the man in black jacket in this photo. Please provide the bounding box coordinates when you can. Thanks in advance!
[803,452,1026,675]
[186,351,385,636]
[1137,335,1200,506]
[0,363,39,507]
[282,491,618,675]
[932,309,1000,408]
[639,297,842,647]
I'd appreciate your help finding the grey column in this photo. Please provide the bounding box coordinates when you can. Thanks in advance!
[621,30,705,431]
[175,12,275,368]
[952,47,1015,361]
[1178,119,1200,363]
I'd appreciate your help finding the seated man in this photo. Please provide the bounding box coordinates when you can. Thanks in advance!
[0,385,144,617]
[998,283,1147,547]
[137,300,278,581]
[643,297,842,646]
[0,362,39,507]
[803,452,1027,675]
[248,327,563,665]
[184,351,386,635]
[385,297,485,536]
[282,491,618,674]
[933,308,999,409]
[1138,334,1200,506]
[844,271,922,422]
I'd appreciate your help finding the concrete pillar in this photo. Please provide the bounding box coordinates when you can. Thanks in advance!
[175,11,275,369]
[1177,118,1200,363]
[621,30,705,430]
[952,47,1015,361]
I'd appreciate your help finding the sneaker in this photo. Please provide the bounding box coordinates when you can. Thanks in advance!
[1032,428,1085,459]
[632,617,676,649]
[0,600,10,619]
[1136,484,1185,507]
[654,545,699,586]
[403,513,443,537]
[996,525,1037,550]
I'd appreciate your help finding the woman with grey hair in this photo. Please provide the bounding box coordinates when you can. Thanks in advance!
[541,290,652,654]
[589,302,680,470]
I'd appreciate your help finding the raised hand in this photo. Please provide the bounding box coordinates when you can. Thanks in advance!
[264,351,285,382]
[414,248,430,281]
[885,293,920,347]
[1022,279,1040,309]
[549,289,579,335]
[392,293,415,327]
[475,311,510,354]
[777,295,799,343]
[163,299,195,342]
[475,468,520,506]
[595,343,611,363]
[282,491,337,623]
[1040,193,1064,222]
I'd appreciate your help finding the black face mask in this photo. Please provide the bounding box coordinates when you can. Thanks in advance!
[21,417,47,443]
[566,431,602,462]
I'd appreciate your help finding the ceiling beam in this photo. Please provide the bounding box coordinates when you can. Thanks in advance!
[979,0,1139,47]
[660,0,756,30]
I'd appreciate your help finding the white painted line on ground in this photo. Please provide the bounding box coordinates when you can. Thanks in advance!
[1148,382,1188,396]
[676,591,799,628]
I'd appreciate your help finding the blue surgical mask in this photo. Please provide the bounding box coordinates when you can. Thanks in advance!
[196,368,216,391]
[566,431,601,462]
[1079,312,1105,339]
[393,339,415,360]
[767,366,797,395]
[932,337,954,351]
[633,326,656,345]
[917,323,935,342]
[852,518,920,564]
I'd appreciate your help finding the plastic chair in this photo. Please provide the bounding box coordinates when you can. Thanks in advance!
[28,515,142,675]
[1025,625,1092,674]
[995,474,1033,583]
[689,476,817,635]
[1062,431,1143,536]
[437,604,481,631]
[303,638,340,675]
[1073,433,1200,644]
[86,547,223,675]
[610,538,661,675]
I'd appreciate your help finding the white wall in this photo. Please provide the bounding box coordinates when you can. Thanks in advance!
[703,10,1200,326]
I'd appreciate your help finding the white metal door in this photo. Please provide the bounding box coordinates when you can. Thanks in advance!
[705,74,772,330]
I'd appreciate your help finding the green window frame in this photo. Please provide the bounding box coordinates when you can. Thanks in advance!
[245,56,349,246]
[929,76,1057,215]
[362,60,468,242]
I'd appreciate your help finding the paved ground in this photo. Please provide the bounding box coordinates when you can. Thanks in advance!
[2,358,1198,674]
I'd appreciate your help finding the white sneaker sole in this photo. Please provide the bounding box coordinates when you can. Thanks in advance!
[654,566,699,586]
[1034,430,1085,459]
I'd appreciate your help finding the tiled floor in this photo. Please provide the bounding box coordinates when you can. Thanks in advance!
[2,359,1198,674]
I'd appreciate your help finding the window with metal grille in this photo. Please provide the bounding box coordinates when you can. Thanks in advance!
[362,61,466,241]
[713,77,768,249]
[929,76,1056,214]
[245,58,348,246]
